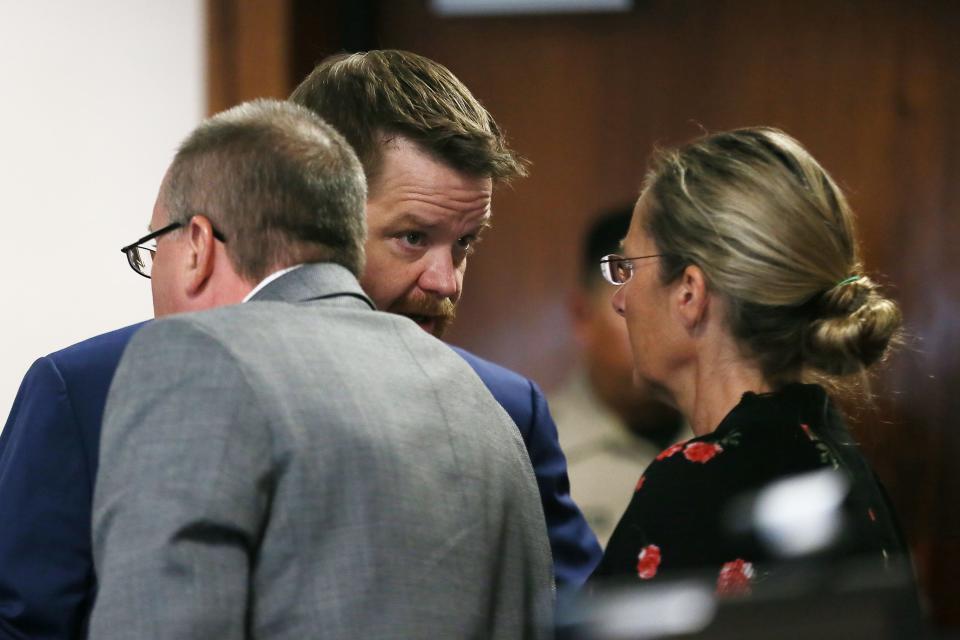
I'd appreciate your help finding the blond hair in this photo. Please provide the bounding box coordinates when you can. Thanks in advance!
[642,127,901,384]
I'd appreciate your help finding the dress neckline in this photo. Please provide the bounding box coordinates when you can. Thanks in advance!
[708,383,829,439]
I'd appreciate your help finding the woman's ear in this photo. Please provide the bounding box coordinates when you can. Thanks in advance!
[675,264,710,331]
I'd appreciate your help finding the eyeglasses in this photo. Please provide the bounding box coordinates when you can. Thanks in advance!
[120,221,226,279]
[599,253,667,285]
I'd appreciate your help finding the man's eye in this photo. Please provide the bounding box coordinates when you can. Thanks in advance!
[457,234,481,252]
[399,231,425,246]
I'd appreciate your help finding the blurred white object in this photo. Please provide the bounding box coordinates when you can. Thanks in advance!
[753,468,849,557]
[431,0,631,16]
[590,581,716,640]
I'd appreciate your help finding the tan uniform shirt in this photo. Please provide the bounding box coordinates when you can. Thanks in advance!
[550,370,690,546]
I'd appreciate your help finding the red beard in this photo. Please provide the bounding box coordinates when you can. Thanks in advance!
[387,293,457,338]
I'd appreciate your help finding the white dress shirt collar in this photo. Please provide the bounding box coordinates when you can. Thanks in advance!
[242,264,305,303]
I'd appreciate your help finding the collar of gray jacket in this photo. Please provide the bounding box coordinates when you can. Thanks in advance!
[248,262,375,310]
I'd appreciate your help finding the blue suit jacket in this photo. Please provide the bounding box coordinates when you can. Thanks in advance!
[0,323,600,639]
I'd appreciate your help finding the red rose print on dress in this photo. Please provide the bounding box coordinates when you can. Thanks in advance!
[656,443,684,461]
[635,476,646,491]
[683,442,723,463]
[798,422,839,469]
[636,544,661,579]
[716,559,754,596]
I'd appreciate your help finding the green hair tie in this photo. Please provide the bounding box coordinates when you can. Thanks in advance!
[835,275,862,287]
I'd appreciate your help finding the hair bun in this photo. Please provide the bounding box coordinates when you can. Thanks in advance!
[802,276,902,376]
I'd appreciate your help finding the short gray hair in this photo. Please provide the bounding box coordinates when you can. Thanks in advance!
[164,99,367,281]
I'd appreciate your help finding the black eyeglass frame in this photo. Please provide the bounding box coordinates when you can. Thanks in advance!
[120,220,227,279]
[599,252,668,285]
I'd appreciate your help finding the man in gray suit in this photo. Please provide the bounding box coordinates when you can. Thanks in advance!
[89,100,552,638]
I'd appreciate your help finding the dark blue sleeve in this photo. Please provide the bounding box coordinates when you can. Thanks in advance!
[0,358,96,640]
[451,347,602,589]
[521,378,603,589]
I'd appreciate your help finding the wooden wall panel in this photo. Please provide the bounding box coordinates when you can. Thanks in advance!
[207,0,292,113]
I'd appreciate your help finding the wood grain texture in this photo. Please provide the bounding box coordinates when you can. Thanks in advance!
[207,0,292,113]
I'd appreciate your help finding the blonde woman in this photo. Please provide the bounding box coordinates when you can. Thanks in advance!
[590,128,909,595]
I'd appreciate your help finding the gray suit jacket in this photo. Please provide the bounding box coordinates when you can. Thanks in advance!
[90,264,552,639]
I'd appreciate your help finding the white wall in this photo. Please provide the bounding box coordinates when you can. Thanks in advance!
[0,1,205,424]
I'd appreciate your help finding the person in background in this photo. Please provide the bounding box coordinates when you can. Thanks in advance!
[90,99,552,639]
[550,206,687,545]
[590,127,911,596]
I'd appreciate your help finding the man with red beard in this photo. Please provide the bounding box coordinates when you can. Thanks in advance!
[290,50,602,588]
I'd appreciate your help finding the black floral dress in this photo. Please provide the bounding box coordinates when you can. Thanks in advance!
[590,383,909,596]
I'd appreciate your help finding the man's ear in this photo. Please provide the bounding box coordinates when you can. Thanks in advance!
[675,264,710,332]
[184,214,217,295]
